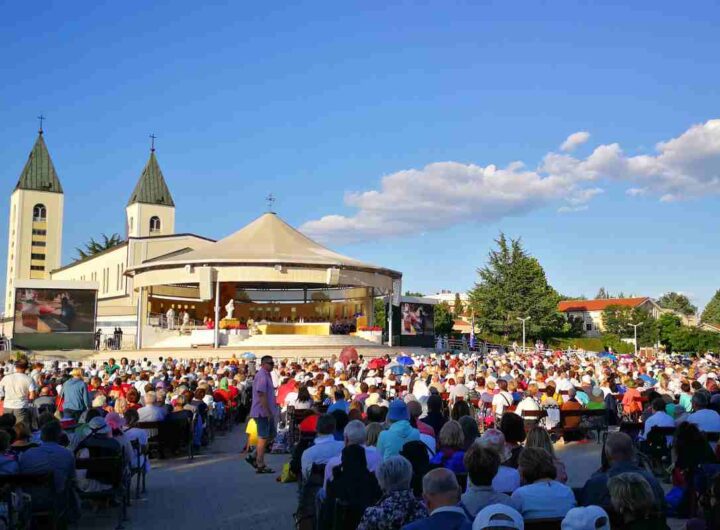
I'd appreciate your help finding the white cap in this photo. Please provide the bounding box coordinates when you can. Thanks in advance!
[473,504,524,530]
[561,506,610,530]
[581,374,592,385]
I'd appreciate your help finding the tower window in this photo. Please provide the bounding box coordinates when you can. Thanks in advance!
[31,253,46,260]
[32,204,47,221]
[149,216,161,233]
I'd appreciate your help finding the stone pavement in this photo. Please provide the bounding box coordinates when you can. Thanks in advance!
[77,424,296,530]
[76,427,686,530]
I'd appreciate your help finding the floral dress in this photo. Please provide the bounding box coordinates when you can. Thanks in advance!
[357,489,428,530]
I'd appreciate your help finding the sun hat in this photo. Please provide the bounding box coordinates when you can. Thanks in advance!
[105,412,126,431]
[473,503,524,530]
[387,399,409,422]
[561,506,610,530]
[478,429,511,462]
[88,416,111,435]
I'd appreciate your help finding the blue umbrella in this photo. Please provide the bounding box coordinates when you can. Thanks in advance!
[389,364,405,376]
[241,352,256,360]
[396,356,414,366]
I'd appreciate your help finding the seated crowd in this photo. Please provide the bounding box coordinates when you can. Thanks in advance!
[0,355,252,526]
[270,348,720,529]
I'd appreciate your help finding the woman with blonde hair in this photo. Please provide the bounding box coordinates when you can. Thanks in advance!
[114,397,129,415]
[429,420,466,472]
[525,427,567,483]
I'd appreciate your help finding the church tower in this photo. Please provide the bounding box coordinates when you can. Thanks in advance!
[126,143,175,238]
[5,127,65,314]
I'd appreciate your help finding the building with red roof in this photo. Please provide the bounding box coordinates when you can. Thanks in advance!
[557,297,662,337]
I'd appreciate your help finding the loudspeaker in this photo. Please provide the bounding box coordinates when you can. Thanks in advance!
[326,267,340,285]
[198,266,215,300]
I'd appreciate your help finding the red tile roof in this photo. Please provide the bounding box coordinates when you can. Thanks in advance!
[558,297,650,312]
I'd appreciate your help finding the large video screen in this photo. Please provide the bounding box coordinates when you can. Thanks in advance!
[14,288,96,334]
[400,303,434,336]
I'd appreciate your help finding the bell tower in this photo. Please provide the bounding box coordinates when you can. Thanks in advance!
[126,138,175,238]
[5,122,64,314]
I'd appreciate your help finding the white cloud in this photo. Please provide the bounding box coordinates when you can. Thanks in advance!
[560,131,591,152]
[302,119,720,244]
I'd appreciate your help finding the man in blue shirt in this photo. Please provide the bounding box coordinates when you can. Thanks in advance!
[19,421,77,517]
[60,368,91,420]
[403,468,471,530]
[327,389,349,414]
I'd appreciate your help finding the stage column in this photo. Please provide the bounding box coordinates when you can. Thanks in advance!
[135,287,144,349]
[213,277,220,348]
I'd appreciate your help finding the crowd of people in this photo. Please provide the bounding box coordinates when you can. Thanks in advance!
[0,354,251,526]
[0,345,719,529]
[243,348,720,530]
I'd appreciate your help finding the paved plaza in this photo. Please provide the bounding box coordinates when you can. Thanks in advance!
[76,424,686,530]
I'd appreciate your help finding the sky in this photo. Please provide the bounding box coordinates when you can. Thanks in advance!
[1,1,719,310]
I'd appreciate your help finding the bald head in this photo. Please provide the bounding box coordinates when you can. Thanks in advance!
[422,468,460,511]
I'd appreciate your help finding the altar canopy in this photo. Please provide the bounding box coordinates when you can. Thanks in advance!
[127,212,401,290]
[125,212,401,343]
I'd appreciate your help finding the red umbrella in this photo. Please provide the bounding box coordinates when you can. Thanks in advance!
[340,346,359,366]
[368,357,388,370]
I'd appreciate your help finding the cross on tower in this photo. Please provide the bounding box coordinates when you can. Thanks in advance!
[37,115,45,135]
[266,193,276,212]
[149,133,157,152]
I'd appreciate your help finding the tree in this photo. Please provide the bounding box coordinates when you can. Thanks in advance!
[434,301,455,336]
[404,291,424,297]
[373,298,386,331]
[468,233,562,340]
[601,305,657,347]
[657,313,682,351]
[595,287,610,299]
[453,293,465,317]
[657,292,697,316]
[75,233,123,261]
[702,289,720,325]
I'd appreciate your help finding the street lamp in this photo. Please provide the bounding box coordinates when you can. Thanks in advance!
[629,322,643,356]
[517,316,531,353]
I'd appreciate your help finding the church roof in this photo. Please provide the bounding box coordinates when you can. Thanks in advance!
[127,151,175,207]
[15,133,63,193]
[134,212,401,277]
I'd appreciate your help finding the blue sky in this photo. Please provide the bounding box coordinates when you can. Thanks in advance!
[1,1,719,310]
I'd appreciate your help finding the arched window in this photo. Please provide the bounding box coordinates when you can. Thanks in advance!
[32,204,46,221]
[149,216,161,233]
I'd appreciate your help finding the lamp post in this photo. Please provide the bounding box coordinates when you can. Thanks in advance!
[629,322,642,356]
[517,316,531,353]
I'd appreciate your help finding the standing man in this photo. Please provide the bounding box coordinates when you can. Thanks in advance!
[60,368,91,421]
[248,355,278,474]
[0,358,37,427]
[166,307,175,330]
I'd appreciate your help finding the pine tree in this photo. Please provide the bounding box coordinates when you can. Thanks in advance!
[702,290,720,325]
[595,287,610,299]
[453,293,464,317]
[657,292,697,316]
[469,233,562,340]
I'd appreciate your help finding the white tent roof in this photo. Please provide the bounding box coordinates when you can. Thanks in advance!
[133,212,401,277]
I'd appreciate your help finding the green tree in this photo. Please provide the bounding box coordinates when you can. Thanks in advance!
[453,293,465,317]
[434,301,455,336]
[657,292,697,316]
[468,233,562,340]
[657,313,682,351]
[702,290,720,325]
[404,291,424,297]
[373,298,386,331]
[601,305,657,347]
[75,233,123,261]
[595,287,610,299]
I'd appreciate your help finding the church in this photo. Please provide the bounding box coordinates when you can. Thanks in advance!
[5,128,213,347]
[5,128,411,350]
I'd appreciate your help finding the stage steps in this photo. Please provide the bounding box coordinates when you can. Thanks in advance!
[237,333,380,348]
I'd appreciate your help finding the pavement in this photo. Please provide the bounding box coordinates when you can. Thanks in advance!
[76,427,686,530]
[76,423,296,530]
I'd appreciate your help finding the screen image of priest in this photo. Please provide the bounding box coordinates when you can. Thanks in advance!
[14,288,96,334]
